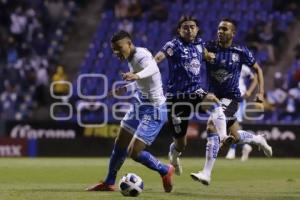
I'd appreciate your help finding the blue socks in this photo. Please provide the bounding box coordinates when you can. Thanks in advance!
[104,145,168,185]
[104,144,127,185]
[133,151,168,176]
[230,143,237,149]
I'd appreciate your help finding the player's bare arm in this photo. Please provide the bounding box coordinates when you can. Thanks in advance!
[252,62,265,102]
[244,74,258,98]
[154,51,166,63]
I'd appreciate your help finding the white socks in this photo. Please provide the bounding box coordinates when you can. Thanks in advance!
[237,130,261,145]
[209,106,227,141]
[202,134,220,177]
[169,142,181,158]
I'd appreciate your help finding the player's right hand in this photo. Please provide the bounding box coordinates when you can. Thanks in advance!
[255,93,264,103]
[122,72,140,81]
[207,52,216,61]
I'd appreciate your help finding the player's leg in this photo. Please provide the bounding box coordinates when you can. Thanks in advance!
[190,119,219,185]
[128,103,174,193]
[236,100,252,161]
[225,144,237,159]
[225,98,272,157]
[128,137,174,193]
[191,97,236,185]
[104,128,132,185]
[169,134,186,175]
[86,104,139,191]
[85,127,133,191]
[226,99,245,160]
[168,99,191,176]
[230,121,272,157]
[201,94,228,141]
[128,137,169,177]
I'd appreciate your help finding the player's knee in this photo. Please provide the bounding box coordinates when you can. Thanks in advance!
[206,120,217,133]
[205,93,219,103]
[201,93,219,111]
[228,129,240,142]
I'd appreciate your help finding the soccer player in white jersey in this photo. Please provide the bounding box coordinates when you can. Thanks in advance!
[225,64,257,161]
[86,30,174,193]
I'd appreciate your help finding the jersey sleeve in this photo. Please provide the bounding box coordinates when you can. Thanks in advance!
[135,50,159,79]
[161,40,176,58]
[241,46,256,67]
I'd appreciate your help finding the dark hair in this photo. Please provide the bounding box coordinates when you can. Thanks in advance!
[177,15,199,29]
[111,30,132,43]
[221,18,237,30]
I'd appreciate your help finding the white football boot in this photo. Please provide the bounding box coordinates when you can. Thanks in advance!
[190,171,211,186]
[168,150,183,176]
[257,134,273,157]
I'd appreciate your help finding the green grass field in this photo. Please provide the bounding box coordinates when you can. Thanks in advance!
[0,158,299,200]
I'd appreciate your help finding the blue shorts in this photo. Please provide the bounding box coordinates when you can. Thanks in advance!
[121,100,168,145]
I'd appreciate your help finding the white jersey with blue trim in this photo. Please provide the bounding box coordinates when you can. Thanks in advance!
[128,47,166,106]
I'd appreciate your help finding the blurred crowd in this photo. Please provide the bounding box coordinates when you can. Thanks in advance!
[0,0,80,120]
[78,0,299,124]
[0,0,300,123]
[265,42,300,123]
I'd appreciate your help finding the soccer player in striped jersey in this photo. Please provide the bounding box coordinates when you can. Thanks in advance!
[86,30,174,192]
[190,19,272,185]
[155,16,230,178]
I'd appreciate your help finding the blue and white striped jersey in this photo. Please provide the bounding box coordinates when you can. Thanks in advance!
[161,36,208,95]
[205,41,256,101]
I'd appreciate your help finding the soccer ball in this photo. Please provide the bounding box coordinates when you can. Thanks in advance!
[119,173,144,197]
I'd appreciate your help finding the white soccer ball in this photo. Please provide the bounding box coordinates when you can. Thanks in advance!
[119,173,144,197]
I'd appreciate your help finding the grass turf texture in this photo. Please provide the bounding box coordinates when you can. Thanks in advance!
[0,158,299,200]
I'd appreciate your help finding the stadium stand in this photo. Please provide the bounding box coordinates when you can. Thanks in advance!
[0,0,299,124]
[75,0,299,124]
[0,0,80,120]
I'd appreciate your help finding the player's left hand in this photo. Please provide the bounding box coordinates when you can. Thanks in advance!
[122,72,140,81]
[206,52,216,63]
[255,93,264,103]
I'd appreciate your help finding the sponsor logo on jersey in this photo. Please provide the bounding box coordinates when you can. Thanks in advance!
[232,53,239,62]
[184,58,201,75]
[211,69,233,83]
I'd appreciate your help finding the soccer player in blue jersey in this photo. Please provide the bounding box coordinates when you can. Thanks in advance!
[190,19,273,185]
[155,16,229,177]
[86,31,174,192]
